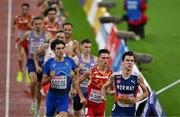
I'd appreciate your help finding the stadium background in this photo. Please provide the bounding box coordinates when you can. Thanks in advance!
[0,0,179,116]
[62,0,180,116]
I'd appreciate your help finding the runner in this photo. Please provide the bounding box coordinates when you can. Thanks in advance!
[76,49,112,116]
[73,39,97,117]
[17,16,51,117]
[42,39,78,117]
[62,22,80,57]
[12,3,33,82]
[43,8,61,39]
[101,51,149,116]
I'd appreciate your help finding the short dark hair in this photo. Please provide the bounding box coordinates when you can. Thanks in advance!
[51,39,65,51]
[81,38,91,44]
[50,1,60,6]
[98,49,110,56]
[122,51,135,61]
[62,22,73,28]
[56,30,65,34]
[48,8,57,13]
[32,16,43,24]
[33,16,43,21]
[21,3,30,8]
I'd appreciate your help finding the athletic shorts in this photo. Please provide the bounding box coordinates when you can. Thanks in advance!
[26,59,43,82]
[73,91,88,111]
[16,38,28,55]
[111,102,135,117]
[85,101,105,117]
[46,91,69,116]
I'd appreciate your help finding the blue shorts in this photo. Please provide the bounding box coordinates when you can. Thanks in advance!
[111,102,135,116]
[73,89,87,111]
[46,91,69,116]
[26,59,44,82]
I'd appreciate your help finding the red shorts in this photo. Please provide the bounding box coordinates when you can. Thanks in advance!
[40,83,50,96]
[16,38,29,55]
[85,101,105,117]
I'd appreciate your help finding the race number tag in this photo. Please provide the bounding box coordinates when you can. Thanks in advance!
[51,76,67,89]
[89,89,102,103]
[30,42,40,54]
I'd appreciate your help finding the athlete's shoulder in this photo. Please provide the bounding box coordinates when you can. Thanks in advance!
[65,56,73,60]
[45,58,54,64]
[64,57,75,63]
[113,71,122,76]
[14,15,21,19]
[131,71,139,77]
[72,55,78,64]
[90,66,98,73]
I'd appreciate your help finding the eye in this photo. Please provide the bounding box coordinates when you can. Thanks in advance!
[84,46,91,48]
[60,36,64,39]
[64,29,71,31]
[102,57,109,60]
[56,47,64,50]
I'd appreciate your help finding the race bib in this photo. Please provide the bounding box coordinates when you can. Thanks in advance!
[51,76,67,89]
[89,89,102,103]
[30,41,44,54]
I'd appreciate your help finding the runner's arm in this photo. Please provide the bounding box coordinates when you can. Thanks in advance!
[135,75,149,102]
[41,74,51,86]
[45,31,52,43]
[17,31,30,45]
[41,60,52,86]
[75,71,91,100]
[101,74,114,100]
[34,43,49,73]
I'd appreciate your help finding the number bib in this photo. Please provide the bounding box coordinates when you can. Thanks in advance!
[51,76,67,89]
[89,89,102,103]
[30,42,40,54]
[30,41,44,54]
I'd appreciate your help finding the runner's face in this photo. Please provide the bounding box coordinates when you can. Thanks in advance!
[98,53,110,67]
[48,10,56,21]
[81,43,91,54]
[122,56,134,71]
[33,19,43,31]
[63,25,72,38]
[56,32,66,40]
[55,44,65,57]
[21,6,29,15]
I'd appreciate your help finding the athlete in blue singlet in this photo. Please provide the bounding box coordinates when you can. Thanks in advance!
[72,39,97,117]
[42,39,78,117]
[102,51,149,116]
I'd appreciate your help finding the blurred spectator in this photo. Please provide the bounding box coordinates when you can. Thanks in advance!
[122,0,148,39]
[37,0,69,20]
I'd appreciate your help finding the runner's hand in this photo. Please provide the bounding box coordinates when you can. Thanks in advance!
[101,93,106,101]
[80,97,87,104]
[50,71,56,78]
[71,88,77,96]
[129,97,137,104]
[36,66,42,73]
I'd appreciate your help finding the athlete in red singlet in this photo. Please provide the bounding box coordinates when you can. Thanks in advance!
[43,8,60,39]
[12,3,33,82]
[76,49,112,117]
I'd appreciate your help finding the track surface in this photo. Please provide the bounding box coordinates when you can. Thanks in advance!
[0,0,45,116]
